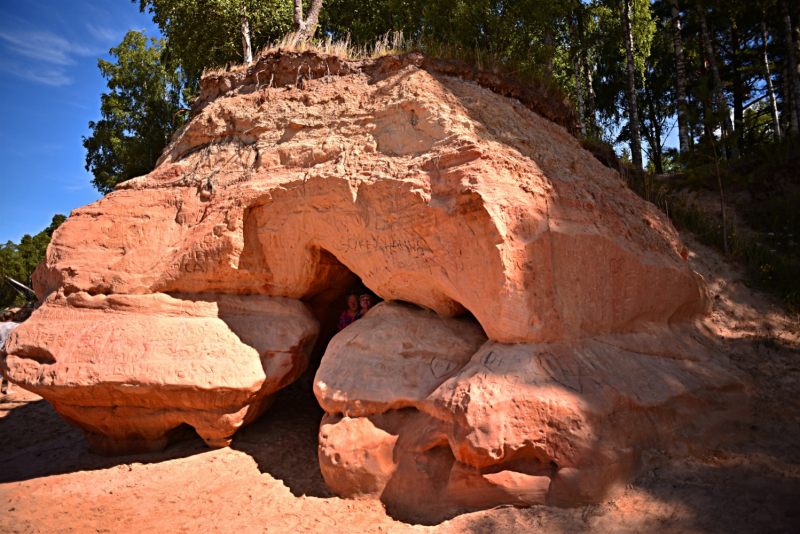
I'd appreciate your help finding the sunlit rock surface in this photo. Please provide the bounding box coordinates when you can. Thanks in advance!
[1,50,746,512]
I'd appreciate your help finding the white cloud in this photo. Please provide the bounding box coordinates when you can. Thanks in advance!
[0,29,95,66]
[0,63,72,86]
[85,24,120,43]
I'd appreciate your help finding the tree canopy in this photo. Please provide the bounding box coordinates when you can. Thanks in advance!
[137,0,297,88]
[0,215,66,309]
[83,30,186,194]
[318,0,799,169]
[76,0,800,192]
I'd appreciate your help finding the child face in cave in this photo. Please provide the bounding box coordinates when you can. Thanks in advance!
[359,295,372,314]
[347,294,359,313]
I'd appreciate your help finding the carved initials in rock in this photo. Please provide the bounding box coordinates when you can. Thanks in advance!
[479,348,531,374]
[184,262,207,273]
[536,351,582,393]
[430,357,458,379]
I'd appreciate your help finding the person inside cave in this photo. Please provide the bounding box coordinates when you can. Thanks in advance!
[337,292,360,331]
[356,294,373,319]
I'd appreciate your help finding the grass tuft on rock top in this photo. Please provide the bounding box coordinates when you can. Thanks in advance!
[201,30,567,109]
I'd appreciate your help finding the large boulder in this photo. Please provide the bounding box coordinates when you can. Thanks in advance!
[314,305,744,517]
[314,301,488,416]
[1,291,318,454]
[1,48,746,511]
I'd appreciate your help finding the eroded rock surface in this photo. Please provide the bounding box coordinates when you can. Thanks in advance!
[1,49,747,511]
[314,302,487,416]
[315,313,745,517]
[30,51,706,345]
[2,292,318,454]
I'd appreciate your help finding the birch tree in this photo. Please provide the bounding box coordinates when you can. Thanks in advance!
[760,10,782,140]
[294,0,325,40]
[619,0,643,168]
[696,2,739,159]
[669,0,690,163]
[569,17,586,136]
[577,5,597,137]
[240,3,252,64]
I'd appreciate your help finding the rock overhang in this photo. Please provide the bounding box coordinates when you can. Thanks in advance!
[32,49,706,344]
[3,49,746,511]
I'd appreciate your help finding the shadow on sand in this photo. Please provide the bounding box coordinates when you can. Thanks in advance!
[0,371,331,498]
[231,372,333,499]
[0,394,209,485]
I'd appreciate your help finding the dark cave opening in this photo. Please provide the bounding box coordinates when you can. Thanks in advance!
[300,248,382,375]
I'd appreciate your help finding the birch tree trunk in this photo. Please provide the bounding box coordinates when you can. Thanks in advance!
[696,2,739,159]
[784,63,798,133]
[619,0,642,168]
[294,0,304,32]
[544,31,553,77]
[294,0,324,40]
[669,0,690,163]
[577,8,597,137]
[569,19,586,136]
[780,0,800,134]
[240,3,252,64]
[731,26,743,131]
[761,12,782,140]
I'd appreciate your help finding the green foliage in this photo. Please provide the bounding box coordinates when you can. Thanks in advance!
[640,10,676,173]
[669,200,800,314]
[621,132,800,313]
[684,77,741,169]
[739,102,779,156]
[627,0,657,80]
[137,0,296,87]
[322,0,575,83]
[83,30,187,195]
[0,215,66,308]
[646,148,682,174]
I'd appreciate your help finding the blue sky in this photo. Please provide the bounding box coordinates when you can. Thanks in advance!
[0,0,160,243]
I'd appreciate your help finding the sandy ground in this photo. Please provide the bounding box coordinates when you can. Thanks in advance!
[1,233,799,534]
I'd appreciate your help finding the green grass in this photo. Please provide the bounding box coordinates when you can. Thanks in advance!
[668,200,800,314]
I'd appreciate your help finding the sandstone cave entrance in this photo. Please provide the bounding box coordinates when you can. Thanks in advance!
[299,248,382,375]
[223,249,381,500]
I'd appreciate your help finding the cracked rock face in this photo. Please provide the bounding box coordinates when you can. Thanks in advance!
[314,304,745,518]
[3,291,318,454]
[1,50,745,511]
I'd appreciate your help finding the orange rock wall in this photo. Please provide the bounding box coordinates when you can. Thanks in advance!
[1,51,744,511]
[33,52,706,345]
